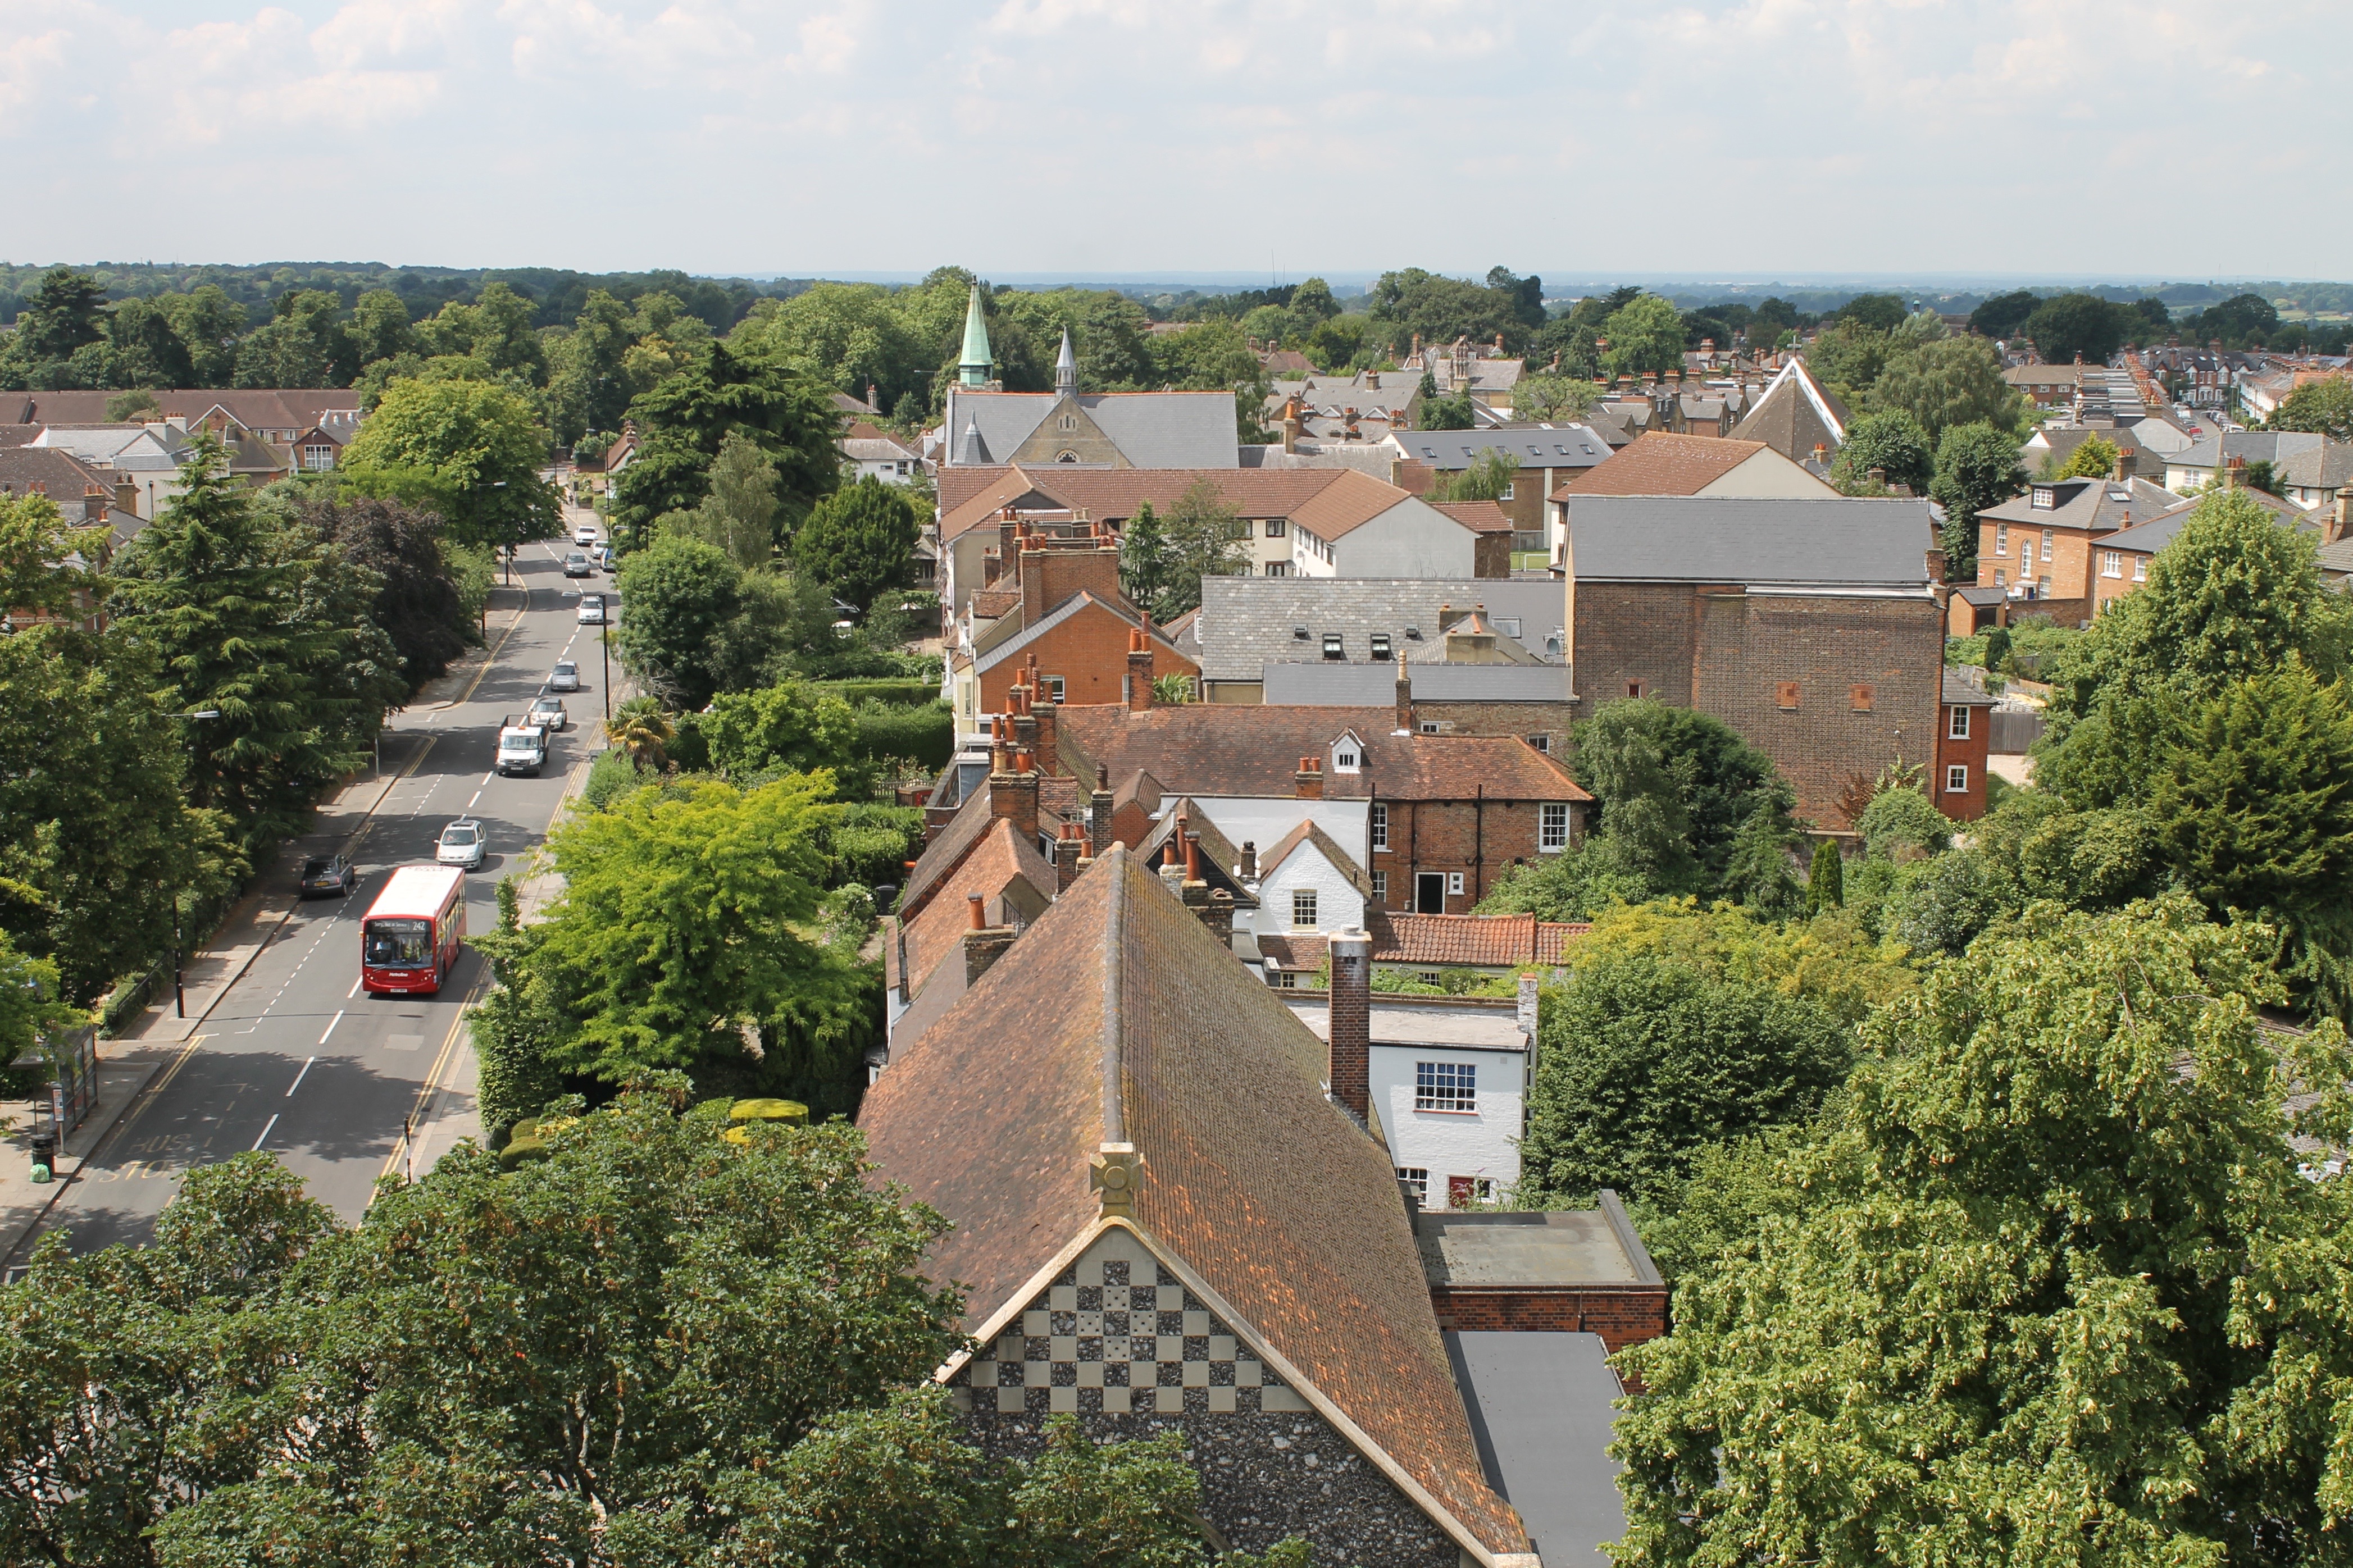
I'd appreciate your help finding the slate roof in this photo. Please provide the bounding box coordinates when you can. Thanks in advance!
[1050,703,1591,803]
[1559,496,1936,587]
[0,446,116,526]
[1557,431,1778,496]
[1186,577,1568,683]
[2168,431,2353,487]
[857,848,1532,1558]
[1370,912,1586,967]
[2100,490,2318,555]
[942,390,1238,470]
[1730,356,1849,462]
[1391,427,1611,471]
[1448,1332,1627,1564]
[1978,475,2184,532]
[1940,669,2000,709]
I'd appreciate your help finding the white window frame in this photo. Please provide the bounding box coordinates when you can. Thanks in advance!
[1498,481,1514,501]
[1949,705,1970,740]
[1370,870,1387,899]
[1446,872,1465,895]
[1540,801,1569,851]
[1368,802,1388,850]
[2102,551,2122,578]
[1265,518,1286,537]
[1946,763,1969,794]
[2133,555,2147,581]
[1290,889,1318,930]
[1414,1061,1476,1114]
[1396,1166,1429,1201]
[1995,522,2009,553]
[2042,528,2054,561]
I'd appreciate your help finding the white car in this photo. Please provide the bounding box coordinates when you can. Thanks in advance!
[574,523,600,546]
[577,594,607,625]
[435,819,486,870]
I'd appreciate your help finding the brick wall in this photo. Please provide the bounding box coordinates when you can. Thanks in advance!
[977,603,1198,714]
[1935,703,1992,821]
[1368,795,1580,914]
[1428,1284,1669,1355]
[1410,700,1573,764]
[1573,582,1944,828]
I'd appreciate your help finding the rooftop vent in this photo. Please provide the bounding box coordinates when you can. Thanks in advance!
[1293,626,1310,640]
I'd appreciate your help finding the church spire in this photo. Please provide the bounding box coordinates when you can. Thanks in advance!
[1055,326,1078,395]
[958,284,994,389]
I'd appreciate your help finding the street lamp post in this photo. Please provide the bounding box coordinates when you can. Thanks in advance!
[601,621,611,725]
[168,708,218,1019]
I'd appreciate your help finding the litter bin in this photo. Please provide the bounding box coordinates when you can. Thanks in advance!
[28,1129,56,1184]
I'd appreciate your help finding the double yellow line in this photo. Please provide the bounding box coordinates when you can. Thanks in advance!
[373,974,485,1198]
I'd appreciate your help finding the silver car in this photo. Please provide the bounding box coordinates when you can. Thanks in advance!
[548,660,580,692]
[435,819,486,870]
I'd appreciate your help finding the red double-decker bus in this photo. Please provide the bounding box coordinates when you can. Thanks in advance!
[360,865,468,996]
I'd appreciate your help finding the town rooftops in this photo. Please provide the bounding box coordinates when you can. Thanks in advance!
[1556,431,1779,496]
[971,590,1185,677]
[936,463,1409,543]
[1185,577,1568,683]
[1432,500,1515,534]
[1978,474,2183,531]
[1941,668,2001,709]
[2100,490,2318,557]
[1730,355,1850,461]
[2168,430,2353,487]
[1415,1200,1662,1291]
[856,847,1532,1560]
[8,388,362,432]
[1447,1332,1628,1565]
[1373,911,1587,968]
[1393,426,1612,471]
[1282,990,1532,1055]
[1559,496,1937,589]
[941,388,1238,471]
[1262,662,1575,705]
[1050,702,1592,803]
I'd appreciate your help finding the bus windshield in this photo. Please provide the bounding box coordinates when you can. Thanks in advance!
[365,918,434,967]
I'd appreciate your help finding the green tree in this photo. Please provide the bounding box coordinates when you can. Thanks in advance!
[2051,431,2122,481]
[16,266,108,361]
[1828,293,1907,332]
[2020,290,2139,362]
[1415,390,1477,430]
[1599,293,1687,379]
[1519,954,1853,1201]
[1612,899,2353,1568]
[1828,409,1934,494]
[298,494,476,686]
[1512,373,1605,424]
[102,301,196,389]
[671,427,779,567]
[611,536,748,709]
[1119,500,1173,613]
[700,680,861,782]
[795,474,921,613]
[232,289,355,388]
[613,341,843,546]
[345,288,415,368]
[339,377,559,551]
[1806,838,1844,914]
[1804,320,1895,405]
[1153,479,1249,621]
[1869,335,2023,439]
[1430,448,1519,503]
[1969,288,2041,339]
[2269,376,2353,442]
[110,443,392,852]
[413,280,546,380]
[156,286,250,385]
[1928,420,2026,578]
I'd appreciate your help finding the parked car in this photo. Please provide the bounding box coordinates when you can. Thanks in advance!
[574,523,600,546]
[563,552,593,578]
[436,819,486,870]
[578,594,607,625]
[298,853,357,898]
[548,659,580,692]
[529,694,570,731]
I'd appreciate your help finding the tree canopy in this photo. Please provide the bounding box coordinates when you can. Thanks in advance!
[793,475,922,614]
[339,377,561,551]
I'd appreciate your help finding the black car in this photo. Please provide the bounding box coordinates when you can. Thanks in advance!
[299,853,357,898]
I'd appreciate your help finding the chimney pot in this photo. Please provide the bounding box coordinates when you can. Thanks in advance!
[967,893,986,931]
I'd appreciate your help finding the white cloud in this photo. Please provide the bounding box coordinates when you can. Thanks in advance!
[4,0,2350,275]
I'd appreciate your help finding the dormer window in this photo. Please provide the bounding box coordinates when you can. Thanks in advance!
[1332,745,1360,772]
[2031,486,2055,509]
[1369,633,1391,660]
[1322,633,1344,659]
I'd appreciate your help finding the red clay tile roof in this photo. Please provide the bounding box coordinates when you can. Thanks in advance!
[1369,911,1587,967]
[1556,430,1772,496]
[1255,932,1328,970]
[857,847,1528,1557]
[1431,500,1514,533]
[969,587,1021,620]
[899,786,1006,922]
[1051,703,1591,804]
[898,818,1057,1000]
[938,463,1410,543]
[1257,819,1372,897]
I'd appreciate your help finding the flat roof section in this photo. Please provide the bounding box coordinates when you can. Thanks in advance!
[1447,1330,1627,1564]
[1416,1200,1663,1288]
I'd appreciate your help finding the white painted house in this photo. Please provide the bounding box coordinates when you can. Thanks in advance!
[1285,984,1537,1209]
[1247,819,1372,947]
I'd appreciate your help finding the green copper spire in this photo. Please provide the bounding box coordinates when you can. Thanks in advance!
[958,284,993,388]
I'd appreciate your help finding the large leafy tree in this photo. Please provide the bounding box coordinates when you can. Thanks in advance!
[794,473,921,613]
[298,494,476,685]
[613,341,843,546]
[339,376,560,552]
[2268,376,2353,443]
[668,427,778,568]
[1928,420,2026,578]
[1969,288,2041,339]
[231,288,356,388]
[1519,952,1852,1201]
[0,1097,1285,1566]
[110,442,390,850]
[2020,290,2141,362]
[15,266,108,361]
[1612,899,2353,1568]
[1869,335,2023,439]
[610,535,761,709]
[1599,293,1687,379]
[1829,409,1934,494]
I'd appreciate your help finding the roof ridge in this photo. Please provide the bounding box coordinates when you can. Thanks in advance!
[1100,845,1128,1147]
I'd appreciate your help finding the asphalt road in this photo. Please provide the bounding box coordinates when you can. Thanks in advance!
[24,535,619,1254]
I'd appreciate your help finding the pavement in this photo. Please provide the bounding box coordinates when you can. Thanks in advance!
[1,513,621,1275]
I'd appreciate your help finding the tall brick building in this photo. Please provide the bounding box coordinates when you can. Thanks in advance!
[1558,495,1945,827]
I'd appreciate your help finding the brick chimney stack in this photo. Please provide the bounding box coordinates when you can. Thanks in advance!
[964,891,1016,985]
[1294,756,1324,800]
[1237,840,1258,880]
[1326,929,1372,1120]
[2335,485,2352,545]
[1394,667,1414,734]
[1089,763,1114,855]
[1053,822,1085,892]
[989,745,1039,839]
[1125,628,1154,712]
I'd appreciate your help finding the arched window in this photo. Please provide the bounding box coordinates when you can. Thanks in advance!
[1056,450,1080,463]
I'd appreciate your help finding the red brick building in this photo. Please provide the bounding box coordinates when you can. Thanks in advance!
[1935,669,1998,822]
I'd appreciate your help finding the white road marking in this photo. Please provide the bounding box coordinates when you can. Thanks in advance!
[252,1114,279,1150]
[347,977,362,999]
[286,1057,317,1097]
[318,1010,344,1046]
[468,791,481,808]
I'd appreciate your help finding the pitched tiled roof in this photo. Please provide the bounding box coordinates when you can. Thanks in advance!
[1730,356,1849,463]
[1051,702,1590,803]
[943,389,1239,471]
[1258,818,1373,898]
[1558,431,1772,495]
[969,587,1020,620]
[857,848,1529,1558]
[1387,426,1610,472]
[973,591,1191,678]
[899,785,1007,921]
[1978,475,2182,532]
[1255,932,1328,970]
[1368,911,1587,967]
[898,817,1057,999]
[1431,500,1514,533]
[1285,467,1422,541]
[1133,801,1258,905]
[10,389,361,431]
[938,464,1410,544]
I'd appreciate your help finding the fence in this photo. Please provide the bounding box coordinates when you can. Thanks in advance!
[1988,709,2044,755]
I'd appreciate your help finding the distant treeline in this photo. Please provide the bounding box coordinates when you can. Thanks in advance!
[0,264,816,334]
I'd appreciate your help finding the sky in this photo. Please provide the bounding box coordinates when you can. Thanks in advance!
[4,0,2346,280]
